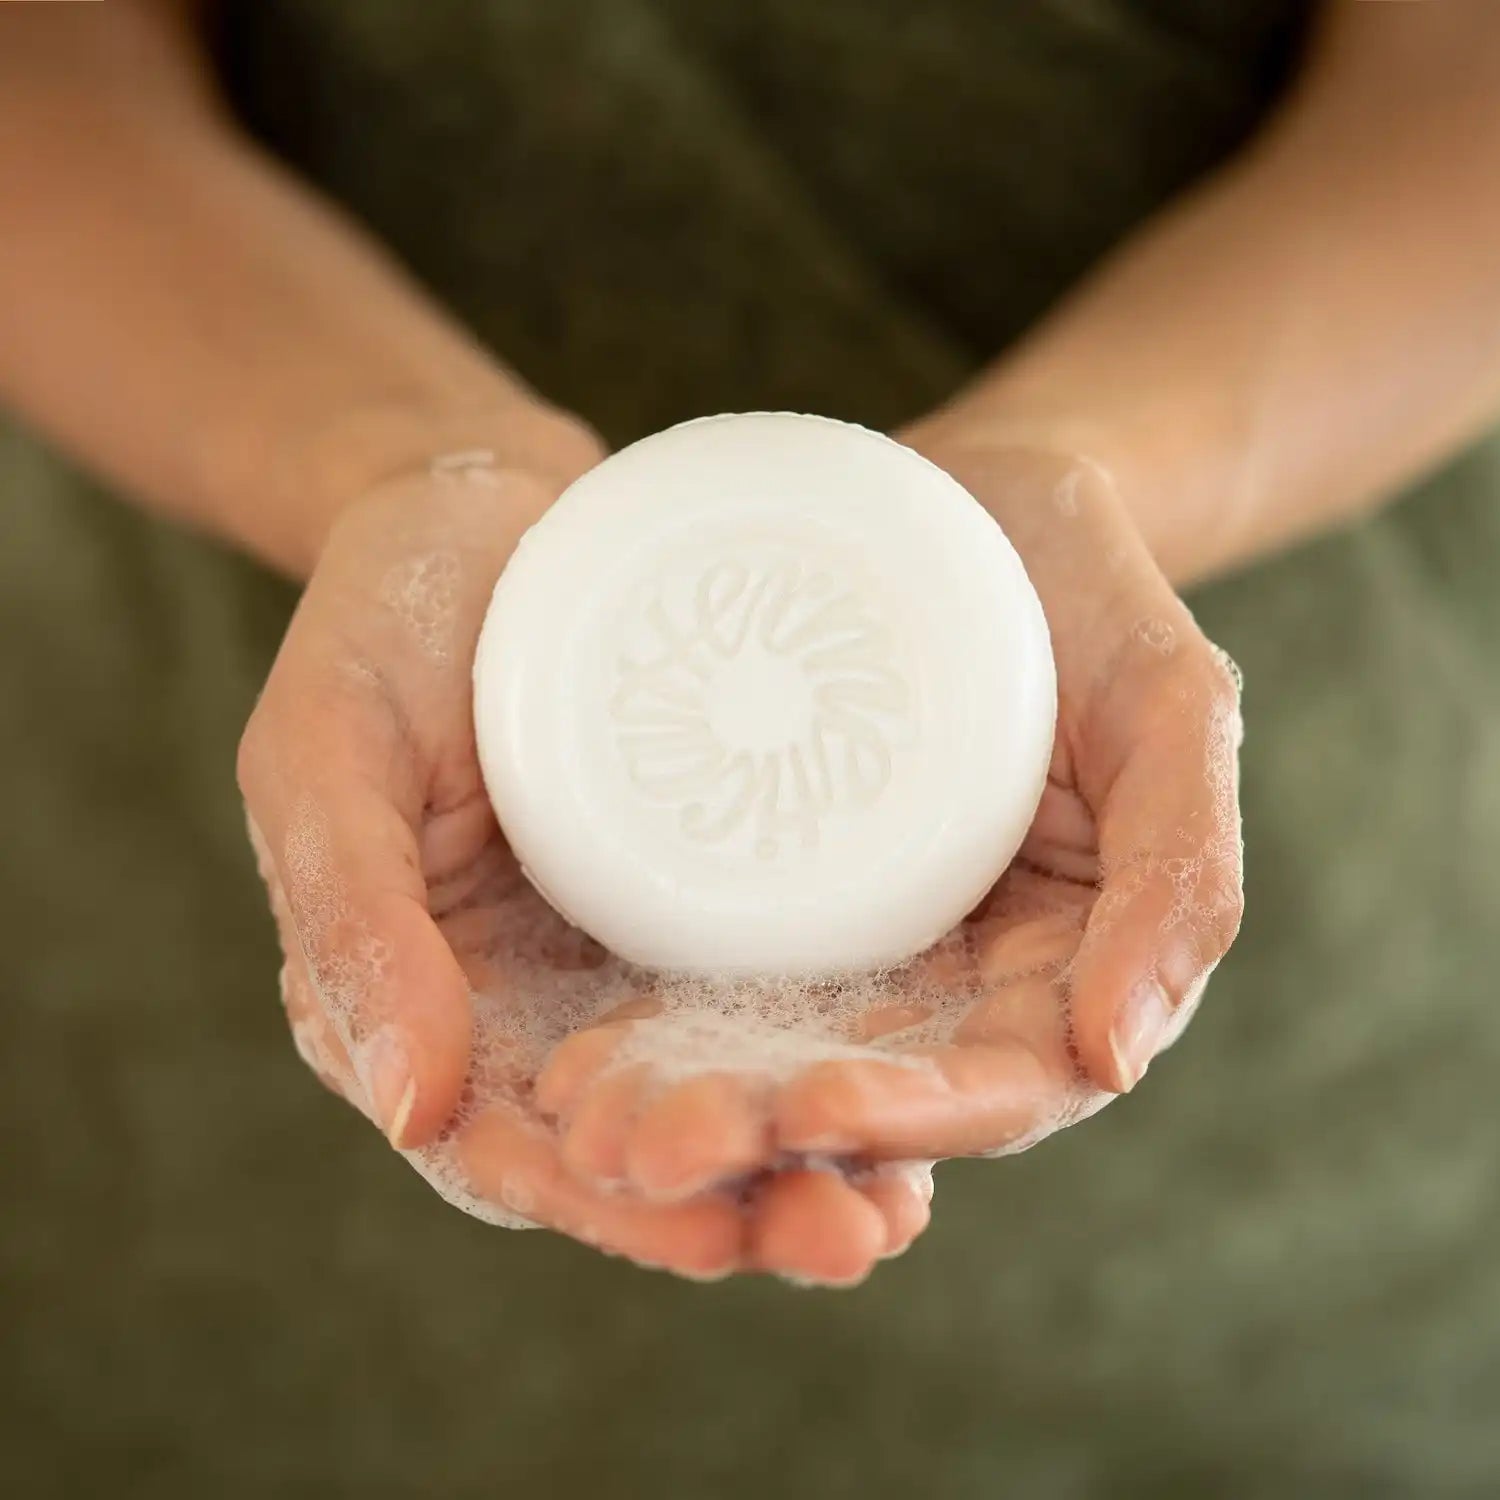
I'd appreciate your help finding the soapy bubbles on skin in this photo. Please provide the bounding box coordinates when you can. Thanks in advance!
[1133,617,1177,655]
[251,791,407,1124]
[399,842,1111,1223]
[241,436,1245,1274]
[1051,455,1115,519]
[250,641,1242,1256]
[430,448,505,487]
[372,450,520,667]
[247,809,363,1108]
[379,550,462,666]
[254,777,1101,1236]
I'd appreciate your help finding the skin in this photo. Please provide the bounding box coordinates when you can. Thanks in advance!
[3,2,1500,1282]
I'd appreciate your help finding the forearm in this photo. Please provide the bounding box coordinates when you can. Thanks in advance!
[0,4,592,577]
[940,1,1500,586]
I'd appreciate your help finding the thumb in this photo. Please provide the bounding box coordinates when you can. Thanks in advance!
[239,680,471,1149]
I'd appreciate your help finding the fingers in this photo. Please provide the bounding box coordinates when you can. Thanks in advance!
[974,909,1085,989]
[773,1043,1055,1159]
[453,1107,745,1281]
[857,1164,935,1261]
[539,1027,774,1201]
[956,969,1071,1061]
[775,925,1084,1163]
[239,683,471,1150]
[451,1106,933,1284]
[748,1170,889,1286]
[559,1063,652,1183]
[1068,641,1244,1092]
[252,815,362,1104]
[535,1016,939,1280]
[277,947,360,1105]
[749,1164,934,1283]
[623,1073,772,1201]
[1021,779,1100,874]
[534,1021,636,1119]
[540,917,1078,1179]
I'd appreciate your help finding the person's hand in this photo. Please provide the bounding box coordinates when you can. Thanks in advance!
[238,441,934,1284]
[535,421,1244,1186]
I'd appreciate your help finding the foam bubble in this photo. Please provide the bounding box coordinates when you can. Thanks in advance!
[1133,617,1177,655]
[1051,456,1116,518]
[379,550,462,664]
[429,448,504,488]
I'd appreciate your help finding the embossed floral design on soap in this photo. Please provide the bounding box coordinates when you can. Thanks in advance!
[610,540,916,860]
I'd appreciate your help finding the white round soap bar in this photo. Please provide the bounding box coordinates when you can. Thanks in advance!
[473,412,1055,977]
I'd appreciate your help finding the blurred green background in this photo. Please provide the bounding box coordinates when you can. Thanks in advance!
[4,2,1499,1495]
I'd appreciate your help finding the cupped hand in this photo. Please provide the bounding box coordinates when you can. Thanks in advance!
[539,422,1245,1187]
[238,443,932,1284]
[769,428,1246,1153]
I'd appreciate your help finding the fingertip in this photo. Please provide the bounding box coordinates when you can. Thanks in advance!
[642,1198,747,1283]
[1071,989,1147,1096]
[1066,879,1216,1094]
[859,1170,933,1259]
[751,1171,886,1288]
[363,891,473,1147]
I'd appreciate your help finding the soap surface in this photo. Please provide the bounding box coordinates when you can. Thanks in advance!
[473,412,1056,976]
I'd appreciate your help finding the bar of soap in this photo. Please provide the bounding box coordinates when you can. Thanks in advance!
[473,413,1055,976]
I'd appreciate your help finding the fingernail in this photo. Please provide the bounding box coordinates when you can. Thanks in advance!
[366,1026,418,1147]
[1157,937,1205,1002]
[1110,981,1172,1092]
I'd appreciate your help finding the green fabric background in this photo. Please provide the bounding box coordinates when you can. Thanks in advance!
[5,2,1500,1495]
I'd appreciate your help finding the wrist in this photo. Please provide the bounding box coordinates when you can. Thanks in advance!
[920,358,1255,588]
[262,391,606,578]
